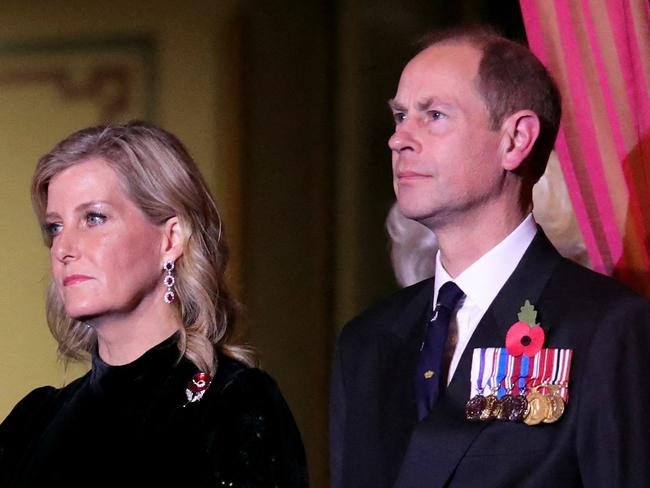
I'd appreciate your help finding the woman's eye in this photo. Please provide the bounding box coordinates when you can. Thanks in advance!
[86,212,107,226]
[43,222,62,237]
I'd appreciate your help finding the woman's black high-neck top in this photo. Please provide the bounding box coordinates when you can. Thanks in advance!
[0,335,308,487]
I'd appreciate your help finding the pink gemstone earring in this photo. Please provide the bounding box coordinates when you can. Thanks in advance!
[163,260,176,303]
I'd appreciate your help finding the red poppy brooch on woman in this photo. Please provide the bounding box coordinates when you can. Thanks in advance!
[185,372,212,405]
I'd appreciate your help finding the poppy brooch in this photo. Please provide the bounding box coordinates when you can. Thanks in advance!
[465,300,573,425]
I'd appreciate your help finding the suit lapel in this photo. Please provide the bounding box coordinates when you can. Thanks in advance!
[395,229,562,487]
[377,278,433,486]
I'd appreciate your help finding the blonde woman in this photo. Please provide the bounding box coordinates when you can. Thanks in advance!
[0,122,308,487]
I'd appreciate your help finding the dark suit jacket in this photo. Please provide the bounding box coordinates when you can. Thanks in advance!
[330,230,650,487]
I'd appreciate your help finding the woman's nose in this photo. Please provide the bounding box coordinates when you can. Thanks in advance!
[51,228,79,264]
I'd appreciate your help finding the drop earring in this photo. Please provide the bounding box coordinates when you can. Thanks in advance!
[163,260,176,303]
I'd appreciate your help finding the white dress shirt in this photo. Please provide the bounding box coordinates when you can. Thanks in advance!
[434,214,538,384]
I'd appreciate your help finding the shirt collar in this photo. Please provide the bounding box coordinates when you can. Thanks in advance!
[434,214,538,313]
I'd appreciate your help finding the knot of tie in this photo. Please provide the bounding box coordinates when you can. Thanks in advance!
[432,281,464,321]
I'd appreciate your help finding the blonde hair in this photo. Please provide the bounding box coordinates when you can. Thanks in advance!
[532,152,590,268]
[31,122,254,373]
[386,203,437,287]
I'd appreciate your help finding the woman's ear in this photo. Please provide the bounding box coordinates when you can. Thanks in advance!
[161,216,185,263]
[499,110,541,171]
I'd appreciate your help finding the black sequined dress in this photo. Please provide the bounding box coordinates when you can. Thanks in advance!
[0,334,308,487]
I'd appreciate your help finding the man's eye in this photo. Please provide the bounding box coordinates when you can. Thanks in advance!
[43,222,63,237]
[429,110,446,120]
[86,212,107,226]
[392,112,406,124]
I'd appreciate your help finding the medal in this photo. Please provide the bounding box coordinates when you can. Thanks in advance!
[482,349,503,420]
[465,394,487,421]
[496,353,524,421]
[523,387,550,425]
[505,355,529,422]
[497,393,528,422]
[510,394,529,422]
[496,394,511,421]
[542,384,565,423]
[527,348,573,403]
[465,348,489,421]
[481,394,500,420]
[465,300,573,426]
[524,349,554,425]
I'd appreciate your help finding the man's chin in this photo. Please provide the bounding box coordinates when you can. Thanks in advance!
[398,207,452,234]
[397,202,435,221]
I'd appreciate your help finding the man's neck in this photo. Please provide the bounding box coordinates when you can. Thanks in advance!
[433,204,530,278]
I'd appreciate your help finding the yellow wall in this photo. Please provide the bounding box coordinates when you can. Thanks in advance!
[0,0,242,417]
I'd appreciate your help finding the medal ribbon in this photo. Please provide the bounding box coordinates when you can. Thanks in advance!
[485,348,498,395]
[503,353,513,394]
[547,348,561,394]
[547,348,572,401]
[470,348,573,401]
[496,348,508,398]
[558,349,573,400]
[487,347,501,396]
[469,348,488,398]
[516,354,529,396]
[526,348,572,401]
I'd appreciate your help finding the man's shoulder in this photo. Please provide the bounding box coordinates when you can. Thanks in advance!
[338,278,433,346]
[541,257,650,340]
[553,257,648,306]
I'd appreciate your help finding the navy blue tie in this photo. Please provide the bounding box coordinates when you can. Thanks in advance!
[415,281,464,420]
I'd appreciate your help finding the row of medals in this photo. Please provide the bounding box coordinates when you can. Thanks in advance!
[464,384,565,425]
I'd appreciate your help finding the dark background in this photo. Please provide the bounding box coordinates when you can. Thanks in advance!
[238,1,526,485]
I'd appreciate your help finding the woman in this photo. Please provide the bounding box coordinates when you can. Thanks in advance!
[0,122,308,487]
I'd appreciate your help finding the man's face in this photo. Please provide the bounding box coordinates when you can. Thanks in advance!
[388,42,505,229]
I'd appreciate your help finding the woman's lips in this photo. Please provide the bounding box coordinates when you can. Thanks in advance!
[63,275,92,286]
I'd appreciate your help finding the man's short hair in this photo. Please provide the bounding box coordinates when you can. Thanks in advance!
[420,26,562,182]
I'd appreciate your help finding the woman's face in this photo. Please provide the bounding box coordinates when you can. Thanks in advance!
[45,158,167,322]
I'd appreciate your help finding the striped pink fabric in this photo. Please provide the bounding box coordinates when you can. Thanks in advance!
[520,0,650,297]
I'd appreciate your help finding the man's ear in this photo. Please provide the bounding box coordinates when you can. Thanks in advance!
[499,110,540,171]
[160,216,185,264]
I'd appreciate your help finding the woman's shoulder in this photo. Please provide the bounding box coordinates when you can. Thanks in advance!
[200,353,308,487]
[0,374,89,476]
[1,386,57,429]
[1,374,88,433]
[211,353,287,405]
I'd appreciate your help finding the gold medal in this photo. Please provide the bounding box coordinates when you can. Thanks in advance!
[543,385,565,423]
[524,388,550,425]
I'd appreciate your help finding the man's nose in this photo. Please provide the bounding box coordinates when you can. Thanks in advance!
[388,123,422,153]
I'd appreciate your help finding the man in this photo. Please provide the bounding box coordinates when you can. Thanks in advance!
[330,27,650,487]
